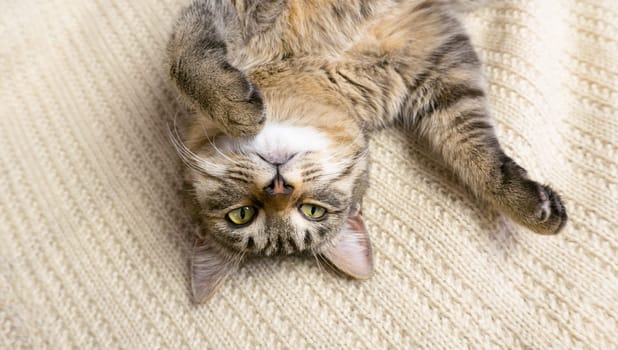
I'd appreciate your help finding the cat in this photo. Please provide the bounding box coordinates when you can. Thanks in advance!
[167,0,567,303]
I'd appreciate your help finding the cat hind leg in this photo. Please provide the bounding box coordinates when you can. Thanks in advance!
[401,28,567,234]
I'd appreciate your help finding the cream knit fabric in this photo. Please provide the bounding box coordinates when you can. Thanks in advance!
[1,0,617,348]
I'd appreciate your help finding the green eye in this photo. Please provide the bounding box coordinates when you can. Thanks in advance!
[226,206,257,225]
[299,204,327,220]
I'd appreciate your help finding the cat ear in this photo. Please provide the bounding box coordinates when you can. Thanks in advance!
[321,209,374,280]
[191,238,239,303]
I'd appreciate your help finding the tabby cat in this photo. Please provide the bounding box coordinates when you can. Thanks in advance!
[167,0,567,303]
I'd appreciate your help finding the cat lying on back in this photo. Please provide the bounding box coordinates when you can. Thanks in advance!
[167,0,567,303]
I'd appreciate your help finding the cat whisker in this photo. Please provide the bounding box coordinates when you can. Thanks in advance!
[317,254,338,273]
[232,247,246,265]
[324,147,369,174]
[168,124,204,171]
[313,139,366,166]
[198,120,243,166]
[168,113,225,174]
[311,251,326,274]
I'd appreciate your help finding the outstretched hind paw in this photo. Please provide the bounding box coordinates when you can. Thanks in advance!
[531,183,568,234]
[503,180,568,235]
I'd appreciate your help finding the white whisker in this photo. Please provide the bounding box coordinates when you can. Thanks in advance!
[167,113,224,174]
[312,251,325,274]
[198,119,242,166]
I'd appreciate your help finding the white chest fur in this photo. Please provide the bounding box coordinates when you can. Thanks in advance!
[216,122,331,163]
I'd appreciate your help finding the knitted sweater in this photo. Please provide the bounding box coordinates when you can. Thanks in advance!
[1,0,616,348]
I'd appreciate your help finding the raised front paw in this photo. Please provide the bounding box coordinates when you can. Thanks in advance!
[213,72,266,137]
[171,57,266,137]
[204,69,266,137]
[505,180,568,234]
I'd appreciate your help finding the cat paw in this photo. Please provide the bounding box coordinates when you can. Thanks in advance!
[178,60,266,137]
[209,71,266,137]
[507,181,568,234]
[216,88,265,137]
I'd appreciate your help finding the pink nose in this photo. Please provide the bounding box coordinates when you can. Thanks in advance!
[264,174,293,195]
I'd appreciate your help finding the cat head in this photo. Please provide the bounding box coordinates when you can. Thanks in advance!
[174,103,373,303]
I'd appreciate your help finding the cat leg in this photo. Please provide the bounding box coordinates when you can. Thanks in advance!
[405,34,567,234]
[167,0,265,137]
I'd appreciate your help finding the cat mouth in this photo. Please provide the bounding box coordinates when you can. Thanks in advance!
[257,152,297,166]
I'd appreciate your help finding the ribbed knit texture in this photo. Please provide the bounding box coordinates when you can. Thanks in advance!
[1,0,616,348]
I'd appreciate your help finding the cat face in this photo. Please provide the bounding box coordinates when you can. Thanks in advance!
[175,113,374,302]
[193,121,366,253]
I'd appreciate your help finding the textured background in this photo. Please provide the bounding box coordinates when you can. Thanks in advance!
[1,0,617,348]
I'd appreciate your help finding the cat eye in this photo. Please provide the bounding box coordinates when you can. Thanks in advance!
[299,204,327,220]
[226,206,257,226]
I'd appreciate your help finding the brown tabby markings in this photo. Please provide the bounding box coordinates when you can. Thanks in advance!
[168,0,567,303]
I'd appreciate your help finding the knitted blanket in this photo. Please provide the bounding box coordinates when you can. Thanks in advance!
[1,0,616,348]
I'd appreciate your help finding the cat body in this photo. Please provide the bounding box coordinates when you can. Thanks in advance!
[168,0,567,303]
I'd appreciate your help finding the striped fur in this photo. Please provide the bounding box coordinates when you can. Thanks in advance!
[168,0,567,303]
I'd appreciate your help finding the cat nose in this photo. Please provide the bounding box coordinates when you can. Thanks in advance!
[264,173,293,196]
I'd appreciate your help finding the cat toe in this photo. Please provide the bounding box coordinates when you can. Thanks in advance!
[217,86,266,137]
[529,184,568,234]
[545,184,568,232]
[221,101,266,137]
[535,186,551,222]
[500,179,568,235]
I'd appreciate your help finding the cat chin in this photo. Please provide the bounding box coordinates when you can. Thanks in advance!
[214,121,331,161]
